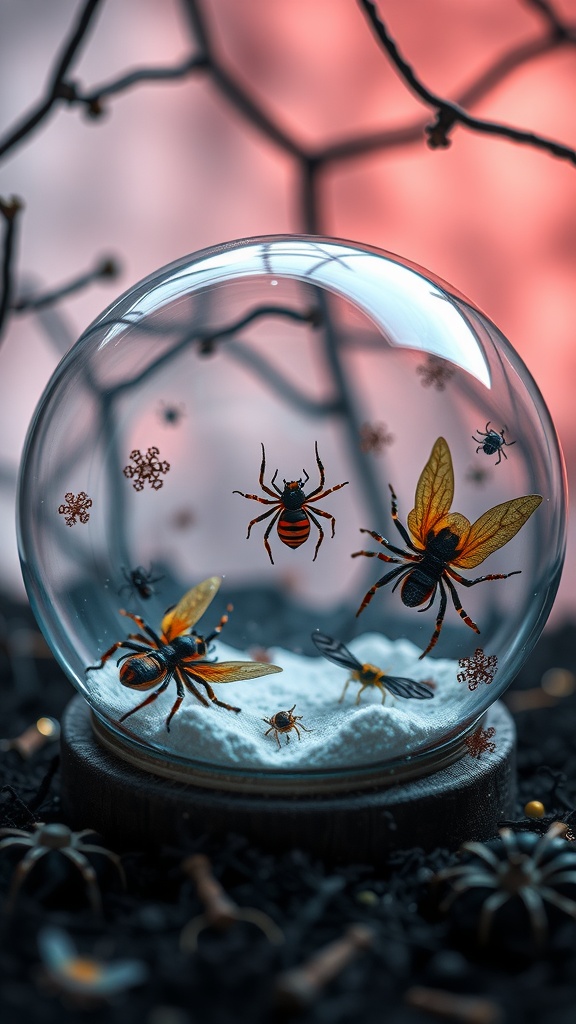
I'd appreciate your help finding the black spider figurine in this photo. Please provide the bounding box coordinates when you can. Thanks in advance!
[119,565,163,601]
[436,824,576,949]
[0,823,125,914]
[472,422,516,465]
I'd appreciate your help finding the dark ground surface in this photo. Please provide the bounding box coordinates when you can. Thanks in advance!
[2,594,576,1024]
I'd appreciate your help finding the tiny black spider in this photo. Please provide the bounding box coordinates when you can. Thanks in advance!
[159,401,186,426]
[472,422,516,465]
[119,565,164,601]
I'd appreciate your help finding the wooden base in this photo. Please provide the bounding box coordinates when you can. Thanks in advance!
[60,696,516,863]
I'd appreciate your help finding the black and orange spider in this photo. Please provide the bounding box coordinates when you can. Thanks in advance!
[352,437,542,658]
[233,442,349,564]
[86,577,282,731]
[263,705,312,749]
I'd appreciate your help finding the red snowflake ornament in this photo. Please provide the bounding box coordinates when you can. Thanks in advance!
[416,355,455,391]
[465,725,496,759]
[58,491,92,527]
[359,422,394,454]
[123,447,170,491]
[457,648,498,691]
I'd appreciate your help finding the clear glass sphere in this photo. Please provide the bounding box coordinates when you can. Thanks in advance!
[17,236,566,783]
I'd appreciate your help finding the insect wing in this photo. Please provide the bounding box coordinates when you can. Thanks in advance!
[186,660,282,683]
[407,437,464,547]
[452,495,542,569]
[311,632,363,672]
[383,676,434,700]
[161,577,222,640]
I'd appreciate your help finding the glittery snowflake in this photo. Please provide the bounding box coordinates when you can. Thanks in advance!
[457,648,498,691]
[359,421,394,454]
[465,725,496,759]
[123,447,170,491]
[416,355,455,391]
[58,491,92,527]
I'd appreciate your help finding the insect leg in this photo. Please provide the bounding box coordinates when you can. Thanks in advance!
[119,609,162,646]
[355,564,412,616]
[296,720,312,733]
[270,468,283,495]
[262,508,282,564]
[119,673,173,724]
[232,492,278,506]
[420,579,449,658]
[307,483,348,507]
[304,440,326,498]
[355,684,368,704]
[356,527,420,561]
[448,568,521,586]
[243,505,280,551]
[204,603,233,644]
[257,442,281,498]
[352,547,409,566]
[389,485,421,552]
[165,669,187,732]
[85,640,145,672]
[444,575,480,637]
[339,677,352,703]
[179,669,211,708]
[185,669,241,713]
[306,508,326,560]
[496,450,502,466]
[266,726,281,750]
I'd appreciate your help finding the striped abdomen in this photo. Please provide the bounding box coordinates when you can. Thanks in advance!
[277,509,310,549]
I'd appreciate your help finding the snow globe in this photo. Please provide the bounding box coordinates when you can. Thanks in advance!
[17,236,566,857]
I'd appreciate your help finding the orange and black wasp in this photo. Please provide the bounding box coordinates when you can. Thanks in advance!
[86,576,282,731]
[311,632,434,703]
[352,437,542,658]
[233,442,349,564]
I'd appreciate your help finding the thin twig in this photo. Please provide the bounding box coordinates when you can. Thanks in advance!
[0,0,104,161]
[358,0,576,163]
[73,54,208,118]
[12,257,119,313]
[0,197,23,340]
[524,0,572,40]
[179,0,307,160]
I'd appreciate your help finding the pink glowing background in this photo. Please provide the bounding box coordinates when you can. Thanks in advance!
[0,0,575,621]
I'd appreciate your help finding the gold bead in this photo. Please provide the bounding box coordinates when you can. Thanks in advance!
[524,800,545,819]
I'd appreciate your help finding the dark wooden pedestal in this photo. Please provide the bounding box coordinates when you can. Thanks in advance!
[61,696,516,863]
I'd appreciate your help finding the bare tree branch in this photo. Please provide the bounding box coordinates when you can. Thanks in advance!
[73,54,208,118]
[0,197,23,340]
[357,0,576,163]
[0,0,104,161]
[12,257,120,313]
[179,0,307,161]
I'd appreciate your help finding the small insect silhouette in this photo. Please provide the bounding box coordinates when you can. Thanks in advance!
[233,442,349,564]
[263,705,312,749]
[472,422,516,465]
[352,437,541,658]
[311,632,434,704]
[119,565,164,600]
[159,401,186,426]
[86,577,282,731]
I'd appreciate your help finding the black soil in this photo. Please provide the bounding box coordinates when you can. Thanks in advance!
[2,594,576,1024]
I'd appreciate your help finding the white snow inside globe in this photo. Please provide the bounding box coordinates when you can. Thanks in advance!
[17,235,566,785]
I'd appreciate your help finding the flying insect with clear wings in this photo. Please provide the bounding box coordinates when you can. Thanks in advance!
[352,437,542,658]
[86,576,282,731]
[311,632,434,704]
